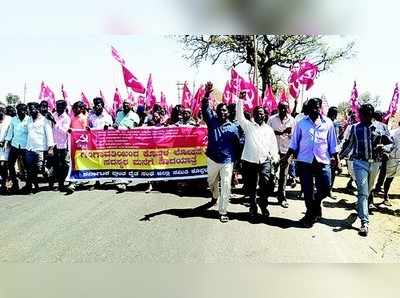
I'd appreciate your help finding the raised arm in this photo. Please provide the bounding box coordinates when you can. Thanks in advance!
[201,81,215,125]
[235,91,251,131]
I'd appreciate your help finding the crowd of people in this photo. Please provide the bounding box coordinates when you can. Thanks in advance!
[0,81,399,237]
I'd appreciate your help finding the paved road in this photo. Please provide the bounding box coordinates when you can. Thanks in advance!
[0,176,399,263]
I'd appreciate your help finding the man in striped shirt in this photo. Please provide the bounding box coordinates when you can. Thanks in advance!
[339,104,392,237]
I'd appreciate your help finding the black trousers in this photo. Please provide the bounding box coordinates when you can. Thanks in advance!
[8,146,26,187]
[242,160,275,212]
[48,148,69,186]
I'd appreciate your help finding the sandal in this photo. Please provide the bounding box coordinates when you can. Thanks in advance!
[383,199,392,207]
[220,214,229,223]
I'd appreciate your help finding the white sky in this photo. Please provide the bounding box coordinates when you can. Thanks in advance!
[0,1,399,110]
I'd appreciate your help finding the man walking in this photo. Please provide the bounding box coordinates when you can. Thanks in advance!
[202,82,240,223]
[340,104,392,236]
[237,91,280,220]
[267,101,295,208]
[281,97,339,228]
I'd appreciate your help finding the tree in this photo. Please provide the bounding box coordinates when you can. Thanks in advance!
[179,35,355,94]
[5,93,20,107]
[337,92,382,119]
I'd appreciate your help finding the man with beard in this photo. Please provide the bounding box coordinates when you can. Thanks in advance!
[281,97,339,228]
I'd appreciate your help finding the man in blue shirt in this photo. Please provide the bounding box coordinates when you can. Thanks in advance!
[202,82,240,223]
[281,97,339,228]
[4,103,29,192]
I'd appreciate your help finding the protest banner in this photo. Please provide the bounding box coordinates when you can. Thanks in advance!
[67,126,208,182]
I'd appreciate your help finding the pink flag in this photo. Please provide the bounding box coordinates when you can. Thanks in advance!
[138,95,145,106]
[263,85,278,113]
[288,61,319,98]
[192,85,205,117]
[39,82,56,111]
[81,92,91,109]
[160,91,167,109]
[99,90,111,115]
[384,83,400,122]
[222,81,233,104]
[145,74,157,109]
[111,46,125,65]
[298,61,319,90]
[279,89,288,103]
[230,68,245,97]
[122,65,145,94]
[112,88,123,118]
[240,80,260,112]
[181,81,193,109]
[349,81,359,118]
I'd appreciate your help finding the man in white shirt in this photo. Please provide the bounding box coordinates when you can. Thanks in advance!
[236,91,280,220]
[267,101,296,207]
[88,97,113,130]
[24,102,55,193]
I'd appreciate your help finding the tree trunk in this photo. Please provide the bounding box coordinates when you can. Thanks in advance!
[260,64,273,95]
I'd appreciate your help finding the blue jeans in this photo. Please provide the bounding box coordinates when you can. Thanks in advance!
[352,160,381,225]
[297,159,331,218]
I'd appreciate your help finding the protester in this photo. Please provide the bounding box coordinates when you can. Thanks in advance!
[282,97,339,228]
[50,100,71,192]
[88,97,113,130]
[0,104,12,193]
[39,100,56,125]
[202,82,240,223]
[236,91,280,220]
[373,111,390,195]
[114,100,140,129]
[177,108,197,126]
[327,106,341,190]
[6,105,16,117]
[267,101,295,208]
[339,104,392,236]
[4,103,29,192]
[66,101,89,194]
[113,100,140,192]
[381,122,400,206]
[23,102,55,193]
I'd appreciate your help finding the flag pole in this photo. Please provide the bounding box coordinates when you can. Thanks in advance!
[23,81,27,103]
[253,35,258,89]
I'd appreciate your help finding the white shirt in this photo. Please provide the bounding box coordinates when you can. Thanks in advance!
[0,115,11,161]
[236,100,280,164]
[88,111,113,129]
[26,115,55,152]
[267,113,295,154]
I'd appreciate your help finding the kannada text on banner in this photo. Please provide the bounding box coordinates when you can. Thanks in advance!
[68,126,208,182]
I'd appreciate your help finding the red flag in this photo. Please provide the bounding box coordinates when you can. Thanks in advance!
[263,85,278,113]
[81,92,91,109]
[111,45,125,65]
[222,81,233,104]
[112,88,123,118]
[384,83,399,122]
[192,85,205,117]
[122,65,145,94]
[145,74,157,109]
[181,81,193,108]
[240,80,260,112]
